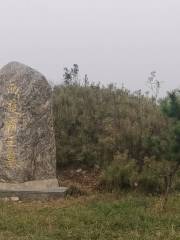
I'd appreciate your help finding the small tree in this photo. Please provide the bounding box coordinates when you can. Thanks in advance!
[63,64,79,85]
[147,71,161,102]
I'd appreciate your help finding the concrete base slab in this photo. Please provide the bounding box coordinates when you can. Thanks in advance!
[0,179,68,201]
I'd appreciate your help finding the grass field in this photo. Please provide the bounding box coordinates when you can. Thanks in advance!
[0,193,179,240]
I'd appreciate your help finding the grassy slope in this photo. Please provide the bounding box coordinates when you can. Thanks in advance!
[0,194,179,240]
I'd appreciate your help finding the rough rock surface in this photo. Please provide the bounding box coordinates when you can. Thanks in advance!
[0,62,56,183]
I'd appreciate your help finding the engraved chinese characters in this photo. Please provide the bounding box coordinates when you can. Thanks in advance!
[4,83,20,167]
[0,62,56,183]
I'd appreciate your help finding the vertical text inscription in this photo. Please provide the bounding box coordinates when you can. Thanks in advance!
[4,83,20,167]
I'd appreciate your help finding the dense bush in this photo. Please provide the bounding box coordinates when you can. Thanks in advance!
[98,153,136,192]
[53,72,167,169]
[98,155,165,194]
[53,65,180,194]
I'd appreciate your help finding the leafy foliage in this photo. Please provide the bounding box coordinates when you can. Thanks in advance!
[53,66,166,170]
[53,65,180,194]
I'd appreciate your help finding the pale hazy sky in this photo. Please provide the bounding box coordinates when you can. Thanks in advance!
[0,0,180,95]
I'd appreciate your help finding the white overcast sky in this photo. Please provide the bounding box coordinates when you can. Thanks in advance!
[0,0,180,95]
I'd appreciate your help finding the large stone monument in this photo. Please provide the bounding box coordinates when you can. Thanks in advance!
[0,62,58,192]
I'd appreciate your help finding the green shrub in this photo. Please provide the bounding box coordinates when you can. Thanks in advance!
[174,181,180,191]
[136,159,178,194]
[66,185,87,197]
[53,73,167,169]
[98,154,136,192]
[138,175,163,194]
[53,66,180,194]
[174,171,180,191]
[98,157,174,194]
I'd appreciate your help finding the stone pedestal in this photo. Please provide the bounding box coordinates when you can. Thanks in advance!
[0,179,67,201]
[0,62,66,200]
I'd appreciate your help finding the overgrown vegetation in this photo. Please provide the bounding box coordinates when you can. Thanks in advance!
[0,194,179,240]
[2,66,179,239]
[53,65,180,196]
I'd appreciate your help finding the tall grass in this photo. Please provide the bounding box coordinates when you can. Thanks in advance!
[0,194,179,239]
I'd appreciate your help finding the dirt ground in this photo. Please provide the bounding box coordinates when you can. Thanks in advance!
[57,167,101,193]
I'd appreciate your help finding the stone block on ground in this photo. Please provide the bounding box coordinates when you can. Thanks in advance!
[0,62,56,183]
